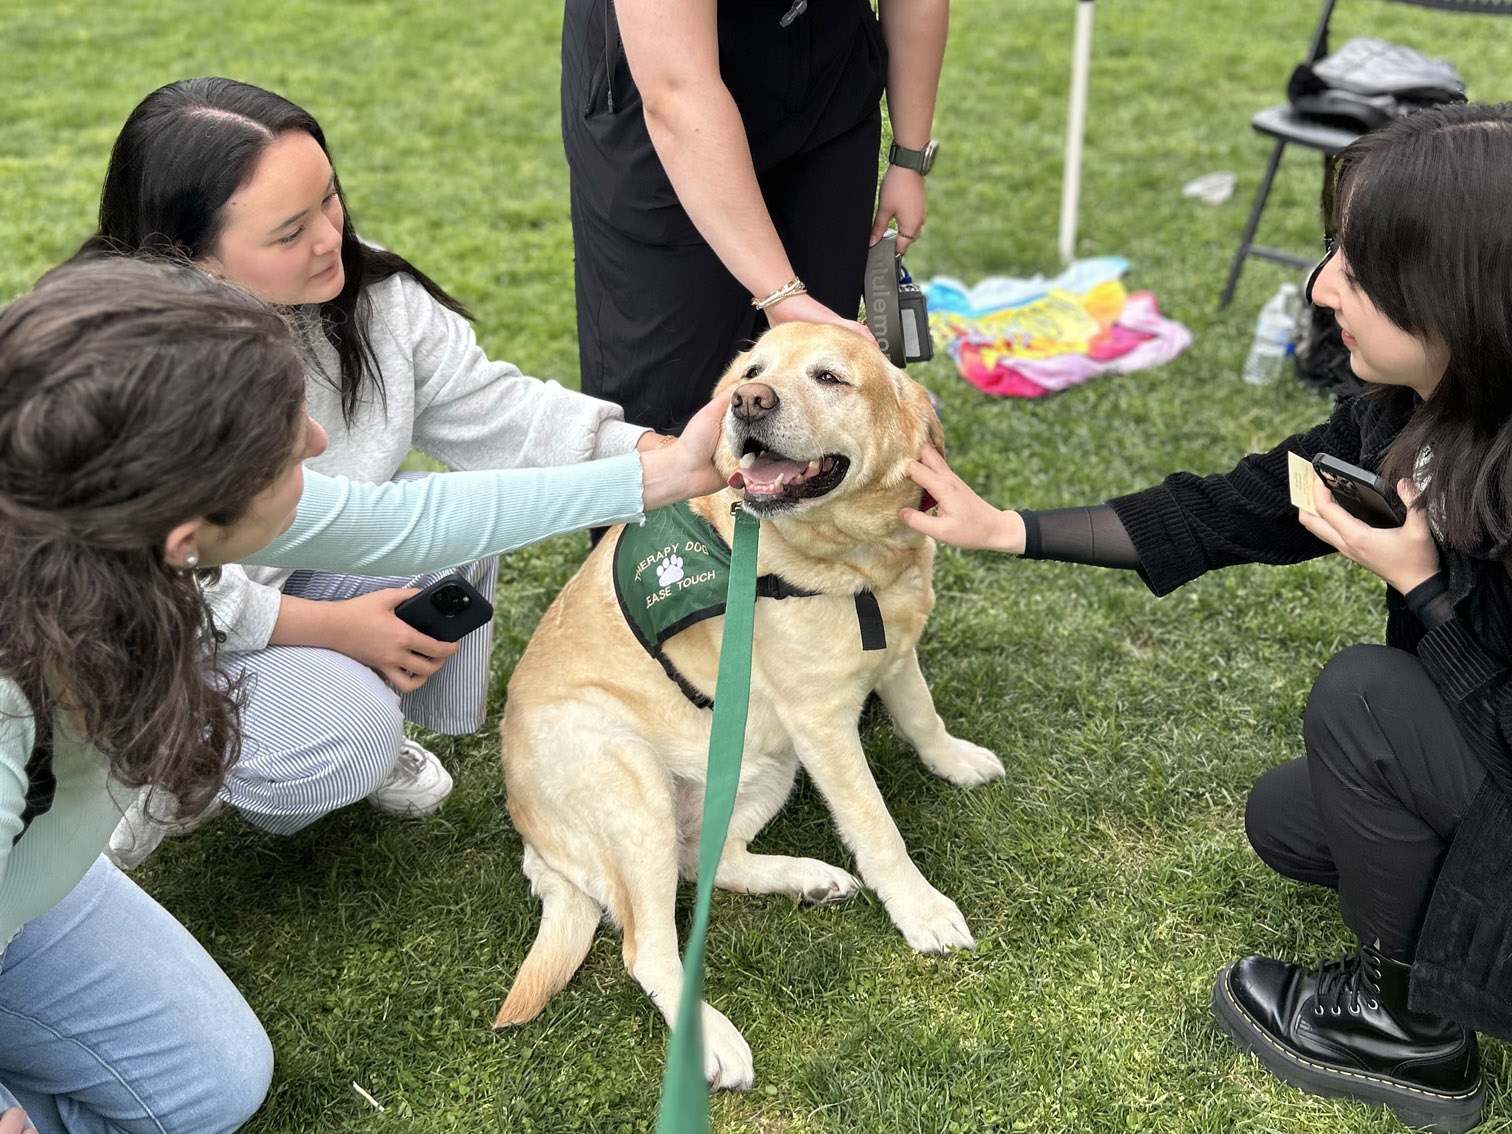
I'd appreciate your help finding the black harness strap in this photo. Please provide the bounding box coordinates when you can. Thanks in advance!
[637,582,889,709]
[853,591,888,652]
[755,575,817,601]
[652,651,714,710]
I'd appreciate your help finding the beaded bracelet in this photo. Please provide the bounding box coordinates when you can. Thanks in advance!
[752,276,807,311]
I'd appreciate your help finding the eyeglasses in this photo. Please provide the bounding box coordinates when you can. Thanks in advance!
[1305,235,1338,306]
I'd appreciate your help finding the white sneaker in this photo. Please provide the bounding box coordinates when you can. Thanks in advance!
[367,738,453,817]
[105,790,223,871]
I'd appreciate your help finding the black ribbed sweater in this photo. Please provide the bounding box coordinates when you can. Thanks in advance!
[1104,390,1512,1039]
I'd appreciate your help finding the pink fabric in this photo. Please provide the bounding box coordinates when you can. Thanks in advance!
[932,285,1192,399]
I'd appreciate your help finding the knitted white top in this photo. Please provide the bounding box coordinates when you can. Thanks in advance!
[207,270,648,650]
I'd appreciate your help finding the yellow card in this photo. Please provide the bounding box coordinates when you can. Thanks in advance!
[1288,451,1319,515]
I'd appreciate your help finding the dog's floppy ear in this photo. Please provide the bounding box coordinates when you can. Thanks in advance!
[921,395,944,459]
[895,373,944,510]
[903,375,945,460]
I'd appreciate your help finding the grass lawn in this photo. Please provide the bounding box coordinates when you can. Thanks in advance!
[6,1,1512,1130]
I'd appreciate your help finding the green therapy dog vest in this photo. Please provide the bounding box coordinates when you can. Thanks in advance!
[612,501,887,708]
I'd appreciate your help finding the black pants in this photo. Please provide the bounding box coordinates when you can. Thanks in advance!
[561,0,887,434]
[1245,644,1486,961]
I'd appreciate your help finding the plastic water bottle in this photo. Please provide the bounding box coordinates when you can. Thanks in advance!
[1242,282,1299,387]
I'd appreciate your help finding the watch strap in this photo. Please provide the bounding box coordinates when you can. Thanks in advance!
[888,139,938,175]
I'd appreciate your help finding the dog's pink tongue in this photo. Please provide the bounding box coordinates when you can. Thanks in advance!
[735,453,808,493]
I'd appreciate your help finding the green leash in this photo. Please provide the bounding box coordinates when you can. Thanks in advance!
[655,506,760,1134]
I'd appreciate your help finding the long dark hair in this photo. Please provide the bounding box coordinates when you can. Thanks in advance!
[0,256,307,816]
[88,77,471,425]
[1324,102,1512,556]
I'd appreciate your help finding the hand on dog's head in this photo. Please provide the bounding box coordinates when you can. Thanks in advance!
[712,324,943,522]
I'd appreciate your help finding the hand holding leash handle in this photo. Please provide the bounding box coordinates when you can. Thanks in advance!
[864,231,933,367]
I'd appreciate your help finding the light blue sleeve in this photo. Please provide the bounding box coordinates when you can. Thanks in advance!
[245,454,645,574]
[0,680,36,895]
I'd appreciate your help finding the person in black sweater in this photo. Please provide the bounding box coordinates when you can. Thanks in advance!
[902,102,1512,1134]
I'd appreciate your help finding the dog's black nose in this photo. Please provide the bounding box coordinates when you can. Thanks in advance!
[732,382,780,422]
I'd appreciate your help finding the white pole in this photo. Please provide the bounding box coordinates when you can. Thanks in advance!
[1058,0,1095,266]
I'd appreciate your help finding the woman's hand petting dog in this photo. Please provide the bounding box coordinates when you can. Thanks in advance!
[639,391,735,510]
[900,446,1026,553]
[1298,479,1441,595]
[763,291,877,346]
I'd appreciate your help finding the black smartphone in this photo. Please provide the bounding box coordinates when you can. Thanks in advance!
[394,575,494,642]
[1312,454,1408,528]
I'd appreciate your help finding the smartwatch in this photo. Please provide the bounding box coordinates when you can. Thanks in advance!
[887,139,939,176]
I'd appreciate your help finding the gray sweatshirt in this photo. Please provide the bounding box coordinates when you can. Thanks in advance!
[207,271,647,650]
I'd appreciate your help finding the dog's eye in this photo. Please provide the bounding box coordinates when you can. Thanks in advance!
[743,364,763,381]
[813,370,848,386]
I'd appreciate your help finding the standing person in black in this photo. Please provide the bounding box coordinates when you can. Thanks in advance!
[900,102,1512,1134]
[561,0,947,436]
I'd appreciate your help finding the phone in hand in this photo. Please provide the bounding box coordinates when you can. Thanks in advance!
[1312,454,1408,528]
[394,575,494,642]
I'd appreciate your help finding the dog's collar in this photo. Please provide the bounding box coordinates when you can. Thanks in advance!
[612,501,886,709]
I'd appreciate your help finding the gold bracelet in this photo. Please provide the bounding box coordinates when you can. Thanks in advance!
[752,276,807,311]
[655,433,677,449]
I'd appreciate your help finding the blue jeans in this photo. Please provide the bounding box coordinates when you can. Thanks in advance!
[0,858,271,1133]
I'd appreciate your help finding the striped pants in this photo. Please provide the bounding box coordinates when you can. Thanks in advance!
[222,554,499,835]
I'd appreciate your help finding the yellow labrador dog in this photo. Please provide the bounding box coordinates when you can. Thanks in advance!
[493,323,1002,1089]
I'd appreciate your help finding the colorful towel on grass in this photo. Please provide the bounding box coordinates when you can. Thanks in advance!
[921,257,1192,398]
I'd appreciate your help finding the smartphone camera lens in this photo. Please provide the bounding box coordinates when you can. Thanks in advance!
[431,584,470,616]
[1322,473,1356,500]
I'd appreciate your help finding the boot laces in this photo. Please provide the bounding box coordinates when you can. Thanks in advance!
[1314,947,1383,1017]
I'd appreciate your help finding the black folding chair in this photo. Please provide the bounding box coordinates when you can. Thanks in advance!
[1218,0,1512,311]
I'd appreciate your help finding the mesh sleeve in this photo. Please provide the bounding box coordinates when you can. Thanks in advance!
[1405,573,1456,631]
[1019,505,1143,571]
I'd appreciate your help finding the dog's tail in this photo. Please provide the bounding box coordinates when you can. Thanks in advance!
[494,851,601,1028]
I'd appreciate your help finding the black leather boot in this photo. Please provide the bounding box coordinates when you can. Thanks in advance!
[1212,943,1483,1132]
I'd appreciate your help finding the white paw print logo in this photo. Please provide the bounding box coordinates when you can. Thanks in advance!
[657,554,685,587]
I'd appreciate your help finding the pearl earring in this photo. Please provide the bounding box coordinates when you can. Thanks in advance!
[184,554,199,571]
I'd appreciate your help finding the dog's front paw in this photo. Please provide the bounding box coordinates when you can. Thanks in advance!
[702,1004,755,1091]
[918,737,1004,788]
[788,858,862,906]
[888,886,976,954]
